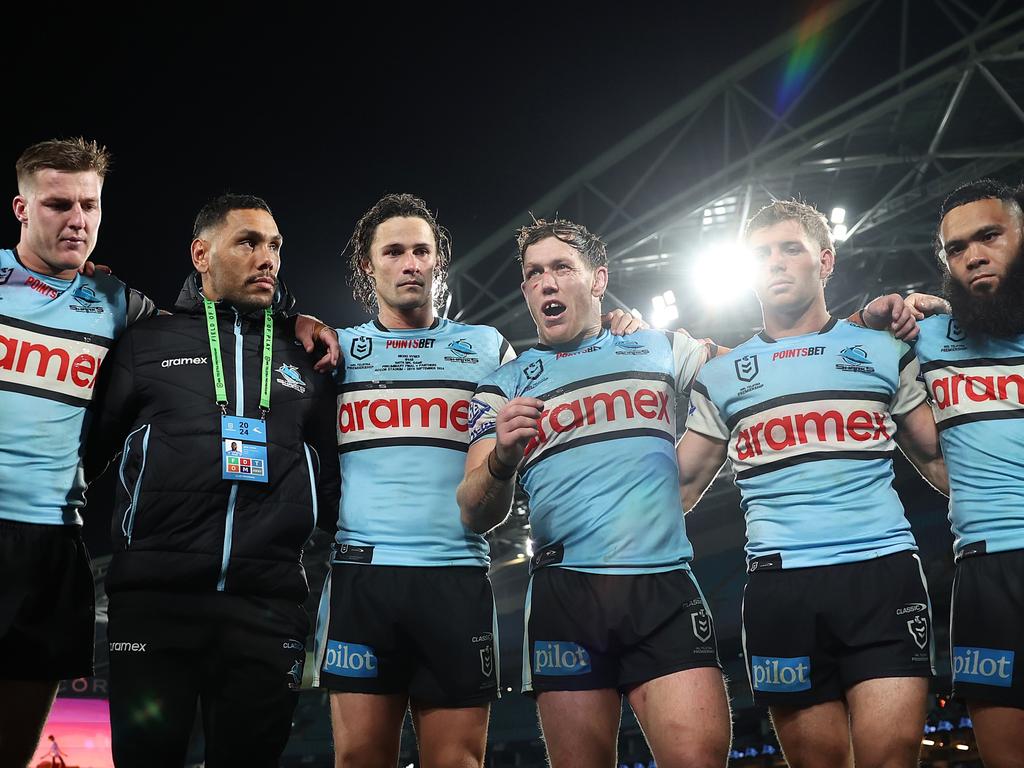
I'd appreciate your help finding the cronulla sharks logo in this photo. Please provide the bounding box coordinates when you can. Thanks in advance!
[836,345,874,373]
[275,363,307,393]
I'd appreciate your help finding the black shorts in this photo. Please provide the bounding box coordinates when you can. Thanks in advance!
[523,567,721,695]
[314,565,499,707]
[951,547,1024,707]
[742,551,933,707]
[0,519,95,680]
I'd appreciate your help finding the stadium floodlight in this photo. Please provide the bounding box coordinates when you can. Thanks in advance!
[833,223,849,242]
[921,739,935,746]
[651,290,679,328]
[830,207,846,224]
[955,744,970,751]
[691,241,754,308]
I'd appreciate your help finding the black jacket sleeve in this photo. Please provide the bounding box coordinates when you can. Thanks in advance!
[84,327,141,483]
[308,372,341,535]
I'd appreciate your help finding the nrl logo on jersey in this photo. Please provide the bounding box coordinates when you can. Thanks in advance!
[735,354,758,382]
[350,337,372,360]
[275,363,307,393]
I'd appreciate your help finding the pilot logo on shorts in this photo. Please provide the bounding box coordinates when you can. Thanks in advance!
[350,337,373,360]
[751,656,811,692]
[735,355,758,382]
[907,615,928,650]
[533,641,590,676]
[323,640,378,678]
[691,608,712,643]
[953,646,1015,687]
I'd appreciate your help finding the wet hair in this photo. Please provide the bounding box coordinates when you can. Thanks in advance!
[744,199,834,254]
[345,193,451,313]
[515,216,608,270]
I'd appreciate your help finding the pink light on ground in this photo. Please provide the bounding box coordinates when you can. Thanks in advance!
[33,698,113,768]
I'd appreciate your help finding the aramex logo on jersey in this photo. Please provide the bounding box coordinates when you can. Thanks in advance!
[734,405,892,460]
[337,387,472,447]
[0,322,108,404]
[928,369,1024,412]
[523,379,674,460]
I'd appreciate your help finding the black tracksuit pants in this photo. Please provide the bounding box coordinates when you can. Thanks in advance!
[106,590,308,768]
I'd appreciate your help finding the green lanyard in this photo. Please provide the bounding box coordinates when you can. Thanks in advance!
[203,299,274,417]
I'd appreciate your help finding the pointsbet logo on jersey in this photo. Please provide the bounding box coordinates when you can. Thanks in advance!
[750,656,811,692]
[533,641,591,676]
[323,641,378,678]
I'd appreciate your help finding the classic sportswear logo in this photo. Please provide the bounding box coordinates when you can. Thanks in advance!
[109,642,147,652]
[896,602,927,615]
[735,407,891,460]
[323,641,378,678]
[161,356,208,368]
[952,646,1014,687]
[751,656,811,692]
[1,321,108,404]
[533,641,591,676]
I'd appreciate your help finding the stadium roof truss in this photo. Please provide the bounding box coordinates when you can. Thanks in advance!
[448,0,1024,346]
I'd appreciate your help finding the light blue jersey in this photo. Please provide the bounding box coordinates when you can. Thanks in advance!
[0,248,132,525]
[335,318,515,566]
[916,314,1024,556]
[686,318,926,569]
[469,328,712,574]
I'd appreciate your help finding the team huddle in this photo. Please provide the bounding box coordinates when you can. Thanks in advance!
[1,137,1022,768]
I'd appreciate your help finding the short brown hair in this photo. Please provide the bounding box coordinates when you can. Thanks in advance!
[744,199,834,254]
[16,137,111,192]
[515,217,608,271]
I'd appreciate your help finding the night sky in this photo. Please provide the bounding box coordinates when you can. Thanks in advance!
[7,5,797,328]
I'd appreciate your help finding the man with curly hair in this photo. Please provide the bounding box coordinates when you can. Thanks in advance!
[314,195,641,766]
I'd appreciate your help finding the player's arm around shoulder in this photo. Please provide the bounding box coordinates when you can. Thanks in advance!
[677,363,730,513]
[888,334,949,495]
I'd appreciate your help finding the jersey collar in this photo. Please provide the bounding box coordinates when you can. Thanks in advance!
[757,315,838,344]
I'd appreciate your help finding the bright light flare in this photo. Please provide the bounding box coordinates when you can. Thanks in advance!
[690,241,755,308]
[651,290,679,328]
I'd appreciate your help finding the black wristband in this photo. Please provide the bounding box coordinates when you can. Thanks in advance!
[858,308,869,328]
[487,450,517,481]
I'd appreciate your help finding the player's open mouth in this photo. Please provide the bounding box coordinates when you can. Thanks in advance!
[542,301,566,318]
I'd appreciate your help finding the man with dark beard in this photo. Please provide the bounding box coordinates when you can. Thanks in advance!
[911,178,1024,768]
